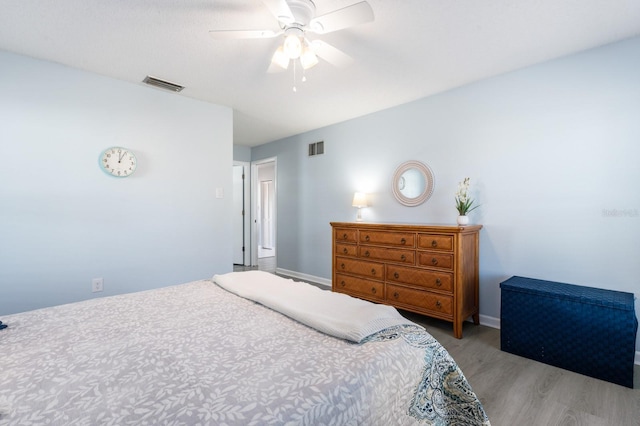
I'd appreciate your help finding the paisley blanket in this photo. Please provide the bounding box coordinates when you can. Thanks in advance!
[0,277,489,425]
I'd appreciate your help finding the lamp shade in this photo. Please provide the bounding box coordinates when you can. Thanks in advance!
[352,192,368,208]
[300,46,319,70]
[271,46,289,69]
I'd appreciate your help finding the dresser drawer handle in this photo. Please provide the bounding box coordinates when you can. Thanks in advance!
[400,238,406,245]
[365,235,370,242]
[342,233,348,240]
[371,287,377,294]
[431,240,437,248]
[400,254,406,261]
[394,272,399,279]
[393,292,399,299]
[436,300,442,308]
[371,268,376,276]
[340,280,346,287]
[364,251,370,257]
[431,257,438,265]
[343,248,348,254]
[435,278,442,286]
[341,263,345,269]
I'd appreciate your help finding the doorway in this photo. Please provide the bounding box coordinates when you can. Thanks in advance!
[252,158,276,271]
[259,180,274,251]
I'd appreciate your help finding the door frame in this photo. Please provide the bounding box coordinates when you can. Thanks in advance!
[251,157,277,266]
[233,161,251,266]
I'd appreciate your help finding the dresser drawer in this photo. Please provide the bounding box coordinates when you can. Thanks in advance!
[334,228,357,243]
[417,234,454,251]
[335,273,384,301]
[359,231,415,248]
[359,246,415,265]
[417,251,454,270]
[386,265,453,292]
[386,284,453,317]
[335,243,357,257]
[335,257,384,280]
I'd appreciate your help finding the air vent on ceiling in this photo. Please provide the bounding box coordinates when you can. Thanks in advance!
[142,76,184,92]
[308,141,324,157]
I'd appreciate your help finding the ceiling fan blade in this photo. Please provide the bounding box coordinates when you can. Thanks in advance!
[310,40,353,67]
[209,29,280,40]
[309,1,374,34]
[262,0,295,24]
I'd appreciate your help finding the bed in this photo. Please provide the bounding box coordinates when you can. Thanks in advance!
[0,271,489,425]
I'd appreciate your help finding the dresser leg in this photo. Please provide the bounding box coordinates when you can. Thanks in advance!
[453,321,463,339]
[472,313,479,325]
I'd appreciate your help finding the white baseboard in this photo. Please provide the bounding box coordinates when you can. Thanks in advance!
[275,268,332,288]
[275,269,640,366]
[478,314,500,330]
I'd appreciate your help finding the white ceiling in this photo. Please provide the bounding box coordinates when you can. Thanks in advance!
[1,0,639,147]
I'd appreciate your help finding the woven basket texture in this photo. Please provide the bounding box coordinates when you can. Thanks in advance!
[500,276,637,388]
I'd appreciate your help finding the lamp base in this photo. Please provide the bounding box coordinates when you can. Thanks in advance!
[356,208,363,222]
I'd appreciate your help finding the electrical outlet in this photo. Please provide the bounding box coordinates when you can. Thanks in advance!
[92,278,104,293]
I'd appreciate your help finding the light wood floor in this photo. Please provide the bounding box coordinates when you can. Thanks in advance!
[233,255,276,273]
[401,311,640,426]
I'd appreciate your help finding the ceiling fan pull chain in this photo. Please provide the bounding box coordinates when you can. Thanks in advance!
[292,59,297,92]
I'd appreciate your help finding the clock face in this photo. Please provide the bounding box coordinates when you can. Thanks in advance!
[100,147,137,177]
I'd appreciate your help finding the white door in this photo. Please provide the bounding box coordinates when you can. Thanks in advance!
[260,180,274,250]
[232,165,245,265]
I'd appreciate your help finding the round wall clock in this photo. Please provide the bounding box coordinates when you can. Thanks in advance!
[100,147,137,177]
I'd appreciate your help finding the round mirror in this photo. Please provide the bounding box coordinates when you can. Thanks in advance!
[392,160,435,206]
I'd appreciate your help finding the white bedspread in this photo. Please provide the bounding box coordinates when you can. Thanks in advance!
[0,277,490,425]
[213,271,419,343]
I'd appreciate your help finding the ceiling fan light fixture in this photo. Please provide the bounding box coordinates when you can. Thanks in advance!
[271,46,290,69]
[300,46,318,69]
[283,33,303,59]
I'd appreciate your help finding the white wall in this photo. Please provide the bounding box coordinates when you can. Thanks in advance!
[252,37,640,351]
[0,51,234,315]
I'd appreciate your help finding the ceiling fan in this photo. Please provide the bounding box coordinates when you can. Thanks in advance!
[209,0,374,73]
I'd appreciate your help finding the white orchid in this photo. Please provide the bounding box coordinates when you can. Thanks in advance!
[455,177,479,215]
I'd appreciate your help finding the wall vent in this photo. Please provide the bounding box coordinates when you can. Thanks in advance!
[142,76,185,92]
[308,141,324,156]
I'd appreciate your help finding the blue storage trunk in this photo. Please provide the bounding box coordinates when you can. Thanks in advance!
[500,276,637,388]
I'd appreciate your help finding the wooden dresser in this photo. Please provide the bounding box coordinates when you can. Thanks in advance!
[331,222,482,338]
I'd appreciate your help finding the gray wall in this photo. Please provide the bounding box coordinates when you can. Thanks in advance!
[233,144,251,162]
[252,37,640,351]
[0,51,234,315]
